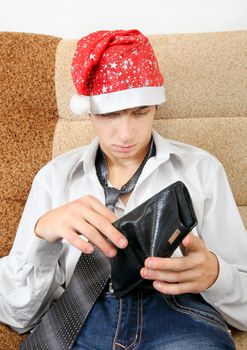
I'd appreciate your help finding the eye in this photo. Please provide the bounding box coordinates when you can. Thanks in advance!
[133,108,150,116]
[98,112,120,118]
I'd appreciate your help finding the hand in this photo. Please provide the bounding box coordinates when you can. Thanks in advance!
[140,233,219,294]
[35,195,128,257]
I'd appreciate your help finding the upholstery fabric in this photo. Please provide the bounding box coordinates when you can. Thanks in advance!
[0,30,246,349]
[0,32,60,349]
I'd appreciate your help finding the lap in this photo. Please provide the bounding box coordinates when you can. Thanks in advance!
[72,291,236,350]
[140,292,235,350]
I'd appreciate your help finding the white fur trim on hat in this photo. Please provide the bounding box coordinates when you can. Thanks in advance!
[89,86,165,114]
[70,94,90,115]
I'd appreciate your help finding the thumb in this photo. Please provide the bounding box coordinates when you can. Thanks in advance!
[181,232,192,248]
[180,232,200,255]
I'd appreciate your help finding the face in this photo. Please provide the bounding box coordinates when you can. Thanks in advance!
[90,106,156,165]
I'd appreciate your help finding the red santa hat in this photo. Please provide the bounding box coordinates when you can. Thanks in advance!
[70,29,165,115]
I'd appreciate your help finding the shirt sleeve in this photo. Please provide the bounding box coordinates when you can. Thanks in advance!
[0,168,65,333]
[200,160,247,331]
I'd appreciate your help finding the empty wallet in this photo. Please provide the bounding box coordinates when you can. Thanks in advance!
[110,181,197,298]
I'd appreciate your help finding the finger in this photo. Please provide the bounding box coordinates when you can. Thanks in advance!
[153,280,197,295]
[80,195,117,222]
[144,256,197,272]
[181,233,203,253]
[180,233,191,255]
[63,230,95,254]
[140,267,194,284]
[78,206,128,249]
[73,217,118,257]
[181,232,192,248]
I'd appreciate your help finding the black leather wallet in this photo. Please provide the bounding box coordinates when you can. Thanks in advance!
[110,181,197,298]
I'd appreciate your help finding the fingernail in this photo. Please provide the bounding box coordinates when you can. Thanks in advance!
[142,269,150,277]
[108,249,117,257]
[146,259,153,268]
[153,281,160,289]
[85,245,94,254]
[118,237,128,248]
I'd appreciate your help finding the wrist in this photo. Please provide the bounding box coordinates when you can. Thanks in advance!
[34,216,61,242]
[34,217,43,239]
[207,252,220,289]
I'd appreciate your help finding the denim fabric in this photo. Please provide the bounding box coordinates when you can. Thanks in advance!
[72,290,236,350]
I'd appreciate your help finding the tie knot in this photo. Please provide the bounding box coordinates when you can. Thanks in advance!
[105,187,121,209]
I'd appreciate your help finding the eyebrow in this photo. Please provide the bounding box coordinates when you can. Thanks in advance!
[95,106,151,117]
[133,106,149,111]
[124,106,151,113]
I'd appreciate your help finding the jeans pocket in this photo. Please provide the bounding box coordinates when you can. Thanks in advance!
[162,293,230,335]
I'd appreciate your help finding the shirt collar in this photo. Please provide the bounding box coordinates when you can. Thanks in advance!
[69,137,99,180]
[152,130,184,165]
[69,130,184,179]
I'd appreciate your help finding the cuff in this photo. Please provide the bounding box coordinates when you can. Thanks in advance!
[202,255,234,302]
[22,232,63,268]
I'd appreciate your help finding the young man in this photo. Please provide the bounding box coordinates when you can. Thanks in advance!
[0,29,246,350]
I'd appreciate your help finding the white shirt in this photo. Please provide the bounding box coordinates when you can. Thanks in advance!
[0,131,246,332]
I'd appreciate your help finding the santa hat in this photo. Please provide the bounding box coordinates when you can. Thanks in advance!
[70,29,165,115]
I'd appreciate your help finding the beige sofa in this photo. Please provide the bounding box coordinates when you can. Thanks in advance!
[0,30,246,349]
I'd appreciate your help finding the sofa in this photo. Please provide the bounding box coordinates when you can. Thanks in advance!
[0,30,246,349]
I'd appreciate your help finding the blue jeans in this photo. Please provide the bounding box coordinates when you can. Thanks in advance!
[72,290,236,350]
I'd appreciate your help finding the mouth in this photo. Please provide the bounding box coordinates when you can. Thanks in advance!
[113,144,136,153]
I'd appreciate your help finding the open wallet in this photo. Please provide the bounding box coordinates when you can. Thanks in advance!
[110,181,198,298]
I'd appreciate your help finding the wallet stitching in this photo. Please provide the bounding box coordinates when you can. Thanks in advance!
[113,181,184,227]
[111,181,198,298]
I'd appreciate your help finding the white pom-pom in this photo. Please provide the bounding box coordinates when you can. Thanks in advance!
[70,94,90,115]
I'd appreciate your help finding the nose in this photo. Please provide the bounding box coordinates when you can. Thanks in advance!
[118,116,133,143]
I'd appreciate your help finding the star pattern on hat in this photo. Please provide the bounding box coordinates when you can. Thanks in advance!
[71,30,164,97]
[109,62,117,69]
[90,53,96,60]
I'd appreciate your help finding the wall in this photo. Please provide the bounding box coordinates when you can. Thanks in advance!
[0,0,247,38]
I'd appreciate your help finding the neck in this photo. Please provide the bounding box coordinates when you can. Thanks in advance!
[108,163,141,190]
[107,153,146,170]
[103,141,151,170]
[104,144,150,188]
[95,138,156,207]
[99,138,155,189]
